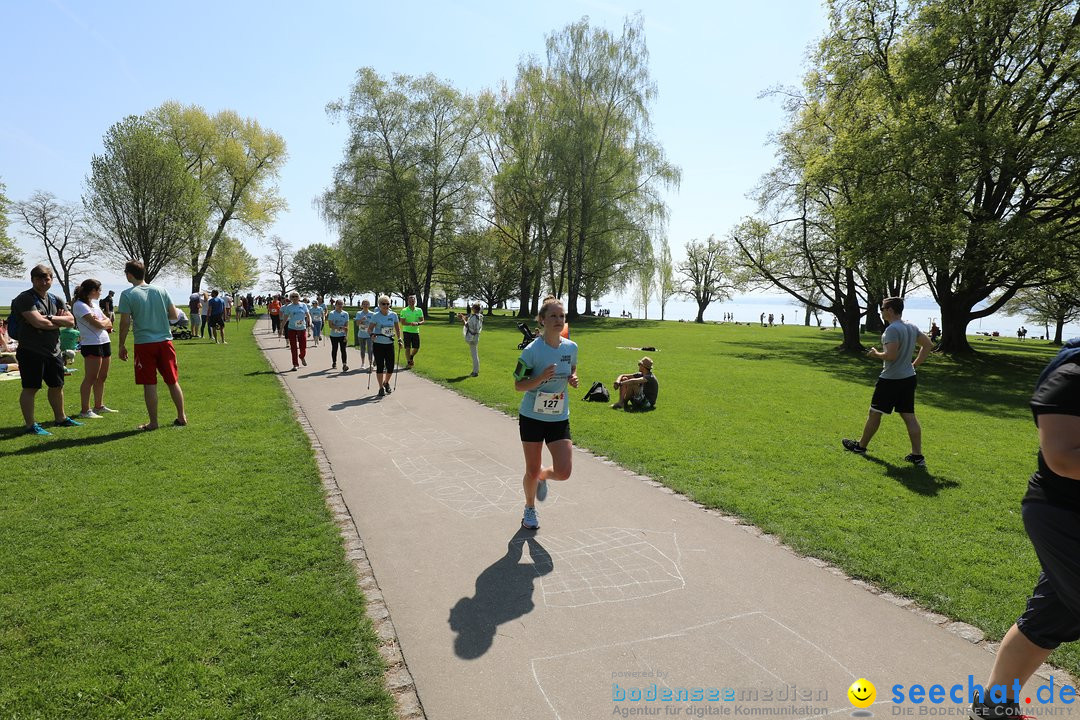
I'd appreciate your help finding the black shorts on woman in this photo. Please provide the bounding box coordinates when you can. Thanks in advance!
[518,414,571,444]
[81,342,112,358]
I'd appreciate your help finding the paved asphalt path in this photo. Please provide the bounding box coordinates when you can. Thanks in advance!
[255,321,1065,720]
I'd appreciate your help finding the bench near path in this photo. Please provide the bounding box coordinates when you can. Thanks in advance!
[254,319,1059,720]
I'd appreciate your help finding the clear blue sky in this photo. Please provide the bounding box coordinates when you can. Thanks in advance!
[1,0,829,287]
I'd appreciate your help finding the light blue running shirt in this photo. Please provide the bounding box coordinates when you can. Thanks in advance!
[281,303,309,331]
[516,336,578,422]
[327,310,349,337]
[355,310,373,338]
[309,304,326,323]
[369,311,399,344]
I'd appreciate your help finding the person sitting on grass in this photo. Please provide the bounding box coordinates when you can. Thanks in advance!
[612,356,658,411]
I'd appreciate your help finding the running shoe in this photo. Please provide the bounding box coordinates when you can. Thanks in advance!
[331,363,337,369]
[384,383,392,395]
[93,406,119,414]
[842,438,867,455]
[55,417,83,427]
[301,358,307,366]
[378,388,385,397]
[342,365,349,372]
[536,478,548,502]
[79,410,103,419]
[904,453,927,467]
[26,423,52,436]
[292,366,298,372]
[521,506,539,530]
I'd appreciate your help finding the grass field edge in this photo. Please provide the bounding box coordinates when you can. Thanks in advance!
[251,318,427,720]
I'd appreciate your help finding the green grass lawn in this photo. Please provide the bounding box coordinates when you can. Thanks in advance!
[413,310,1077,672]
[0,316,396,719]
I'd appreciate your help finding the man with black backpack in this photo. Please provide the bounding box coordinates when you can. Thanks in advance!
[11,264,83,436]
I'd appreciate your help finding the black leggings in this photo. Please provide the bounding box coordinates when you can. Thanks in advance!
[330,336,347,364]
[373,342,395,374]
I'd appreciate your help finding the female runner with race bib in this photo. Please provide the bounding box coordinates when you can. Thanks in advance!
[513,297,579,530]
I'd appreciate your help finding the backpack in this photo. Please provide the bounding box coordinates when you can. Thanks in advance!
[8,293,56,342]
[582,381,610,402]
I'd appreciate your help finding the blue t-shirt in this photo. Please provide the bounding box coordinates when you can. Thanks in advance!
[327,310,349,337]
[880,320,919,380]
[354,310,372,338]
[117,284,173,345]
[516,336,578,422]
[208,296,225,316]
[368,311,399,344]
[309,304,326,323]
[281,303,309,331]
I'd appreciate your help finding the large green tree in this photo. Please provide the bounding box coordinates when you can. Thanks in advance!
[84,116,204,283]
[152,102,287,293]
[818,0,1080,353]
[322,68,482,309]
[292,243,347,299]
[0,180,25,278]
[205,235,259,294]
[678,235,738,323]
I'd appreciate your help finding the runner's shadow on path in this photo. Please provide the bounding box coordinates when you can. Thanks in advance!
[449,527,553,659]
[328,397,381,410]
[862,455,960,496]
[445,375,472,384]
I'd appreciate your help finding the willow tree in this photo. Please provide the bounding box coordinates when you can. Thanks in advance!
[543,16,679,318]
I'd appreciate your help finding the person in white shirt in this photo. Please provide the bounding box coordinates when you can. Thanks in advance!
[71,278,117,418]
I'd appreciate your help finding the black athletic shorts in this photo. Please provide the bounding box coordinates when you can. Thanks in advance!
[1016,501,1080,649]
[519,414,572,444]
[209,314,225,329]
[373,342,395,373]
[403,333,420,349]
[80,342,112,358]
[870,375,917,414]
[16,347,65,390]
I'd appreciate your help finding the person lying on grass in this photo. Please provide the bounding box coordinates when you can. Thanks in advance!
[612,356,658,411]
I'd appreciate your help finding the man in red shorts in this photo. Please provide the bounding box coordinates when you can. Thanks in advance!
[116,260,188,430]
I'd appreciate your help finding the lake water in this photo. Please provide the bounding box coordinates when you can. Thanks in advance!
[3,279,1076,342]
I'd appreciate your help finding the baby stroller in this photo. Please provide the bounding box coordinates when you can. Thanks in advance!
[171,315,193,340]
[516,322,539,350]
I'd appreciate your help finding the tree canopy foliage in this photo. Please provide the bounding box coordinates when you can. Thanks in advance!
[84,116,204,284]
[739,0,1080,353]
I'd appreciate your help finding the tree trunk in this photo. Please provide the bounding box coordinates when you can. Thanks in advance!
[804,304,812,326]
[1054,315,1066,345]
[695,302,706,323]
[864,295,884,334]
[838,317,864,352]
[937,304,976,354]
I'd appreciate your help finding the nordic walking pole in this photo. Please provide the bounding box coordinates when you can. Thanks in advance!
[394,338,402,391]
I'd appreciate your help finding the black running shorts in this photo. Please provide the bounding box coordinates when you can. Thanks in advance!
[1016,501,1080,649]
[518,414,571,444]
[870,375,917,414]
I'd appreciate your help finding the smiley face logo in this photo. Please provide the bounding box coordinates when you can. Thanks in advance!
[848,678,876,709]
